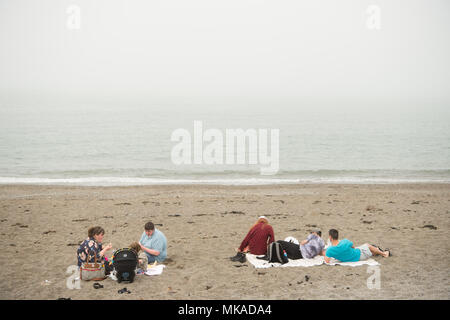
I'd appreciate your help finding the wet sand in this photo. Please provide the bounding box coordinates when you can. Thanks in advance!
[0,183,449,299]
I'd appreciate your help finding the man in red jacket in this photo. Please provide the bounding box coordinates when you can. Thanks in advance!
[230,216,275,263]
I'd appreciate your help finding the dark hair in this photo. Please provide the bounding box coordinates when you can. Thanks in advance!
[329,229,339,240]
[144,221,155,231]
[88,226,105,238]
[316,230,322,237]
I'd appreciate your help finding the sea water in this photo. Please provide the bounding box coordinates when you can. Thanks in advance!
[0,104,449,185]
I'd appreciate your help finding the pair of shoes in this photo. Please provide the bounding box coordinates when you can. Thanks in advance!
[256,255,269,261]
[118,287,131,294]
[230,252,241,261]
[237,253,246,263]
[230,252,246,263]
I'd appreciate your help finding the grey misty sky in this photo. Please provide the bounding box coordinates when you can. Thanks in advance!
[0,0,449,110]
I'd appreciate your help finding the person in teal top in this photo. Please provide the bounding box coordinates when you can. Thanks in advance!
[139,221,167,263]
[326,238,361,262]
[323,229,391,263]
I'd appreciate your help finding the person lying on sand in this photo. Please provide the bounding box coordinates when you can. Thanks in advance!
[76,226,113,274]
[139,221,167,263]
[322,229,391,263]
[272,229,325,260]
[230,216,275,263]
[257,229,324,260]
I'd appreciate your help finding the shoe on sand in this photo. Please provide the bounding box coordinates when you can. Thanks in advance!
[230,253,240,261]
[230,252,246,263]
[238,253,247,263]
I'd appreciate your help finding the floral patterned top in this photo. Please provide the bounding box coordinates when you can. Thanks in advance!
[77,237,104,267]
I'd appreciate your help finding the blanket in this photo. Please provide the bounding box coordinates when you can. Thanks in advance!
[246,254,379,269]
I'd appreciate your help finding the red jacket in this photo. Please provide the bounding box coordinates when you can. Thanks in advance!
[239,222,275,255]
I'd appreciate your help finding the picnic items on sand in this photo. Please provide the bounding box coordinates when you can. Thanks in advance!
[144,261,166,276]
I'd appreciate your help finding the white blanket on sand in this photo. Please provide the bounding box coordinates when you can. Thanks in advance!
[246,254,379,269]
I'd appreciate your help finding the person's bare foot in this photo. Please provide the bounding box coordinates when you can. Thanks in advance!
[382,250,390,257]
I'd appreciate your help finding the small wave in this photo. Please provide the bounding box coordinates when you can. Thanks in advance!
[0,177,301,186]
[0,175,449,186]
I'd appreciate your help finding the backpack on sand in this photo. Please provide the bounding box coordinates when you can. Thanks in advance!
[267,242,289,264]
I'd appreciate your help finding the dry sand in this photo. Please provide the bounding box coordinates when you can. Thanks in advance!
[0,183,449,300]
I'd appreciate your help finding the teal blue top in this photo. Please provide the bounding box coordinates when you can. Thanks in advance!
[325,239,360,262]
[139,228,167,262]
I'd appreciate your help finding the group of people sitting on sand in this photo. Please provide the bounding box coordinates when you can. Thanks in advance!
[76,221,167,275]
[76,216,390,280]
[229,216,391,263]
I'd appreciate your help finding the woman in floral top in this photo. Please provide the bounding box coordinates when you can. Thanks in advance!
[77,226,113,268]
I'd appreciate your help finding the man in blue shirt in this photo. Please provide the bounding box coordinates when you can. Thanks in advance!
[139,221,167,263]
[323,229,390,263]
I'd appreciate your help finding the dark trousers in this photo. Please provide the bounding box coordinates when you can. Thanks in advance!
[277,240,303,260]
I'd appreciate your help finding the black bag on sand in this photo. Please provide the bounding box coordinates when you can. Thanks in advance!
[112,248,138,283]
[267,242,289,264]
[276,240,302,260]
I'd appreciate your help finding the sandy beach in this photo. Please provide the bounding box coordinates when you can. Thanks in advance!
[0,183,449,300]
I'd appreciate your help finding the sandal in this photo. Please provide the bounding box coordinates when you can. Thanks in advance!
[118,287,131,294]
[93,283,104,289]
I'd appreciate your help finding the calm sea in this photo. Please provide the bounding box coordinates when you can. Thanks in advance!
[0,104,449,185]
